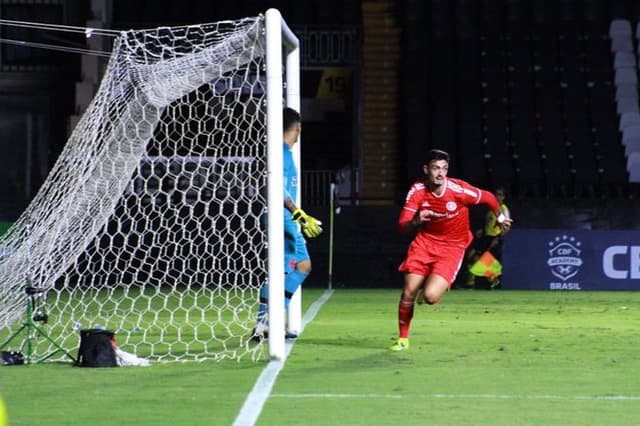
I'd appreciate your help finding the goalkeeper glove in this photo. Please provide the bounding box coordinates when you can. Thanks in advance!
[292,208,323,238]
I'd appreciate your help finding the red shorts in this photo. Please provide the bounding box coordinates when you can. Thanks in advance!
[398,238,466,285]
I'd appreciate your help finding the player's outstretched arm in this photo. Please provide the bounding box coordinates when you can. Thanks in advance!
[478,189,513,232]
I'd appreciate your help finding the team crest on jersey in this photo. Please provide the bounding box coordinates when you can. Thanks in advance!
[445,201,457,211]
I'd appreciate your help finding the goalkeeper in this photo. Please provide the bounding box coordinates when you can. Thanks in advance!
[252,107,323,341]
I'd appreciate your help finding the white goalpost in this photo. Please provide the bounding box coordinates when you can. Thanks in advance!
[265,8,301,360]
[0,9,300,362]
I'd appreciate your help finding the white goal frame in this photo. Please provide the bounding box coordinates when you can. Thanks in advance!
[265,8,301,360]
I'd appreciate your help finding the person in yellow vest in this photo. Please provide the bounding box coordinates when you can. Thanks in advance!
[462,228,485,288]
[484,188,510,257]
[477,187,510,288]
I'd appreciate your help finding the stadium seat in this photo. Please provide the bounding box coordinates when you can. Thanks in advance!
[615,83,638,100]
[614,51,636,68]
[614,67,638,86]
[627,152,640,182]
[617,97,640,114]
[622,125,640,155]
[611,37,634,53]
[619,111,640,130]
[609,19,632,38]
[622,124,640,140]
[624,137,640,156]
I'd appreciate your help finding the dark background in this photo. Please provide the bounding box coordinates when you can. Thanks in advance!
[1,0,639,287]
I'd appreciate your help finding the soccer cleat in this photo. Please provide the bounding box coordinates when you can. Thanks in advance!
[250,328,266,343]
[285,331,298,340]
[249,329,298,342]
[389,337,410,351]
[250,320,269,342]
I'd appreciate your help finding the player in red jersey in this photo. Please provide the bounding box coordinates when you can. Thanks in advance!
[390,149,513,351]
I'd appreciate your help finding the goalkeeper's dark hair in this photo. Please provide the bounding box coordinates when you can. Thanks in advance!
[283,107,301,132]
[425,149,450,164]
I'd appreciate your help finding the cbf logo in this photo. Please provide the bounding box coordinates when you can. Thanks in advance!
[547,235,583,281]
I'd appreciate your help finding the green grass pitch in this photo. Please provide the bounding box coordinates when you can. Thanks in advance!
[1,289,639,425]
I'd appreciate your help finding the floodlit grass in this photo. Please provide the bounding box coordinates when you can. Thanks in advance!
[2,289,640,425]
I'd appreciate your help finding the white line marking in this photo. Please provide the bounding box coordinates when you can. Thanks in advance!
[233,289,334,426]
[272,393,403,399]
[431,394,640,401]
[270,393,640,401]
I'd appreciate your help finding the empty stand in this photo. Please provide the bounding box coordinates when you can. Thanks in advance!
[417,1,637,199]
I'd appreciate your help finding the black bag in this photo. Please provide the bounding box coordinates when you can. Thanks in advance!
[76,329,117,367]
[1,350,24,366]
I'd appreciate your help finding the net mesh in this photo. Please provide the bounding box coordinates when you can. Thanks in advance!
[0,16,272,362]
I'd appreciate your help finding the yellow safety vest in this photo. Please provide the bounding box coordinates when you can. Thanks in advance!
[484,203,510,237]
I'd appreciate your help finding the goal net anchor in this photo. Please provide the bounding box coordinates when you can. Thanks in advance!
[0,285,76,364]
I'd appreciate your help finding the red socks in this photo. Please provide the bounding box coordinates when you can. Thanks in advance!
[398,297,414,338]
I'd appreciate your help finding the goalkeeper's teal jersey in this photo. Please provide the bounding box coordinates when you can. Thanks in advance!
[283,142,309,266]
[283,142,298,207]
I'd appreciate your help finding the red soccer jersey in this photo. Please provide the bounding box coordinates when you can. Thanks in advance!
[398,177,499,249]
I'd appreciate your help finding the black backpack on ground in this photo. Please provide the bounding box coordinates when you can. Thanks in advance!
[76,329,117,367]
[1,350,24,366]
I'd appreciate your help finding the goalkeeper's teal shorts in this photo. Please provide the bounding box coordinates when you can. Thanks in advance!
[284,216,309,272]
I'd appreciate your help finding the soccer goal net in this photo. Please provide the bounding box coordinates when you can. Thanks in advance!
[0,10,298,362]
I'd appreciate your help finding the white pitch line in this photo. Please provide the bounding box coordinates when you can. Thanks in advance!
[272,393,403,399]
[431,394,640,401]
[232,289,334,426]
[270,393,640,401]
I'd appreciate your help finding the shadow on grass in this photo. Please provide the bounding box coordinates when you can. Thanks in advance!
[291,336,424,373]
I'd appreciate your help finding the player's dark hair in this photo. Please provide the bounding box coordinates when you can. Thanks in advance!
[425,149,450,164]
[283,107,301,132]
